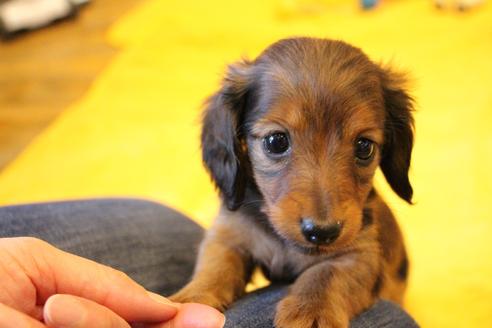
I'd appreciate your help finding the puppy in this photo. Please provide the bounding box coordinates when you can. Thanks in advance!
[171,37,414,328]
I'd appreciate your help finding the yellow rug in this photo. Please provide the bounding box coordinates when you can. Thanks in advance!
[1,0,491,326]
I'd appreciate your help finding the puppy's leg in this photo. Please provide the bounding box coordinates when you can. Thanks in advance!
[275,254,379,328]
[170,232,251,311]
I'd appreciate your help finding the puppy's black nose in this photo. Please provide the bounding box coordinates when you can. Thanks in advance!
[300,218,341,245]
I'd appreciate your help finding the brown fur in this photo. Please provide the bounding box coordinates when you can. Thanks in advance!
[171,37,414,328]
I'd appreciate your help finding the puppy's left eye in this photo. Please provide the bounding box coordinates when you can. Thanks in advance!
[355,138,375,163]
[263,132,290,155]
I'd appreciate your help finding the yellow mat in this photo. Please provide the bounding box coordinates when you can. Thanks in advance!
[1,0,491,326]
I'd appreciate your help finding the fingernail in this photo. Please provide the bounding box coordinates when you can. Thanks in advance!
[147,291,180,310]
[44,295,87,327]
[182,304,226,328]
[202,311,226,328]
[218,313,226,328]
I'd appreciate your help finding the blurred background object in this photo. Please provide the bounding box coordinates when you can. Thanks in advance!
[435,0,484,10]
[361,0,379,9]
[0,0,90,38]
[0,1,491,328]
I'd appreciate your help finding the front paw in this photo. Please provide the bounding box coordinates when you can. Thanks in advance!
[170,285,228,311]
[275,295,348,328]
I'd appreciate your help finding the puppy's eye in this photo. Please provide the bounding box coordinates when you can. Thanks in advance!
[355,138,375,163]
[263,132,290,155]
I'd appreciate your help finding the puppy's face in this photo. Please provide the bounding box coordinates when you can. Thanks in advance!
[246,96,384,251]
[202,38,414,253]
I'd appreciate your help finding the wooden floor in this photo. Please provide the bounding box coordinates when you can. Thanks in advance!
[0,0,143,171]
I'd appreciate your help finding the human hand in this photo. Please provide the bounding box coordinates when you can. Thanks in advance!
[0,237,225,328]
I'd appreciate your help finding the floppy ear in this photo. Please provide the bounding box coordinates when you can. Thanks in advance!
[379,66,415,203]
[201,61,253,210]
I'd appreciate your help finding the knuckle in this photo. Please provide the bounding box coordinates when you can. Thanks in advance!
[14,236,43,247]
[110,268,132,282]
[16,237,51,253]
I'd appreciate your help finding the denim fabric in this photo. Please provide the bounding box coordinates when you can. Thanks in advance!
[225,285,419,328]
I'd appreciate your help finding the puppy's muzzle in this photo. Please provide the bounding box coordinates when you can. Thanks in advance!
[300,218,342,245]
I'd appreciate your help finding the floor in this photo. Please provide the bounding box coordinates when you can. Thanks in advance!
[0,0,491,327]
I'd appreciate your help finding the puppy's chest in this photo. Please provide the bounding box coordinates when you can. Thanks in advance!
[246,225,323,283]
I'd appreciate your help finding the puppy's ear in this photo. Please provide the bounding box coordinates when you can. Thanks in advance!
[379,66,415,203]
[201,60,253,210]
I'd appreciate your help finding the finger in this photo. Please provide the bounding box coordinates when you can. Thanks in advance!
[5,238,178,323]
[165,303,225,328]
[44,294,130,328]
[0,302,46,328]
[140,303,225,328]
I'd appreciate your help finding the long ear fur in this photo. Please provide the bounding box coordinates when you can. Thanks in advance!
[201,61,252,210]
[379,66,415,203]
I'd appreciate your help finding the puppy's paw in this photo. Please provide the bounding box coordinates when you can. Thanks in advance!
[170,286,228,311]
[274,295,348,328]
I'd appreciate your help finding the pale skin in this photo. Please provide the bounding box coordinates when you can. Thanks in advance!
[0,237,225,328]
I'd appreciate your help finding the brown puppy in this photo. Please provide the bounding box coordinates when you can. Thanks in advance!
[171,37,414,328]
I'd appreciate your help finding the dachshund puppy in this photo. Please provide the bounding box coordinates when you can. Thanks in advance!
[171,37,414,328]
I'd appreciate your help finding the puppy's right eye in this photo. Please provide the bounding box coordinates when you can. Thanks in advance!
[263,132,290,155]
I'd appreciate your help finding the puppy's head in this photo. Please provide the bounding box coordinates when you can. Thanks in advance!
[202,38,414,251]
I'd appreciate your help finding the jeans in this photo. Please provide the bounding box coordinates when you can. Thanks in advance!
[0,198,418,327]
